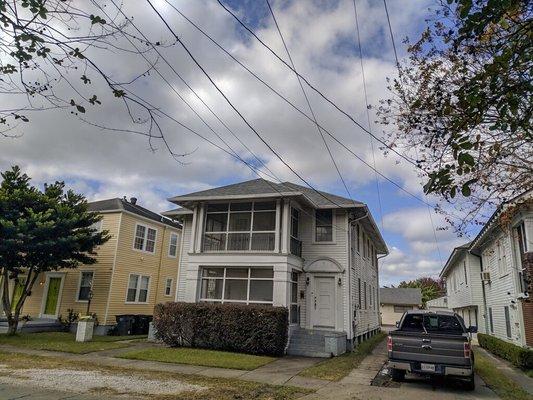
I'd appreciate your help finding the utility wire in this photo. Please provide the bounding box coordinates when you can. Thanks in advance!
[146,0,347,209]
[163,2,461,218]
[265,0,356,208]
[382,0,399,67]
[104,1,354,236]
[380,0,443,267]
[216,0,420,170]
[105,0,280,184]
[351,0,384,230]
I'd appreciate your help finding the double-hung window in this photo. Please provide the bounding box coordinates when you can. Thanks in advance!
[126,274,150,303]
[169,232,178,257]
[200,267,274,305]
[497,239,507,275]
[203,202,276,252]
[504,306,512,338]
[77,271,94,301]
[134,224,157,253]
[164,278,173,296]
[315,209,333,242]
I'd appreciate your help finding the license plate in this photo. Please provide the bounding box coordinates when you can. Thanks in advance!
[421,363,435,372]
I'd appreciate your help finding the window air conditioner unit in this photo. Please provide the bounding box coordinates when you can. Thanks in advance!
[481,271,491,282]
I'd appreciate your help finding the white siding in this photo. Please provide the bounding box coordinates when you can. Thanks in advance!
[176,216,192,302]
[481,230,526,346]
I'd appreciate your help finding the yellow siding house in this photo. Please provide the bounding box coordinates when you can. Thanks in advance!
[2,197,181,334]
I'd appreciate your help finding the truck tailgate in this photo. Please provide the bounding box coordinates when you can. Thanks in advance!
[390,332,469,366]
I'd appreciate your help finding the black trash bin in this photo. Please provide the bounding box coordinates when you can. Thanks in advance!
[115,314,136,336]
[133,315,153,335]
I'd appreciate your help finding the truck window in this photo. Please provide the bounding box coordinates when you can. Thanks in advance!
[400,314,464,334]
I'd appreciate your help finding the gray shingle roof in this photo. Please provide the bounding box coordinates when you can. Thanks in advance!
[380,288,422,305]
[168,178,363,208]
[88,198,181,229]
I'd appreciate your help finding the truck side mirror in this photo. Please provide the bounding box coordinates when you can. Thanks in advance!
[395,321,400,328]
[468,326,478,333]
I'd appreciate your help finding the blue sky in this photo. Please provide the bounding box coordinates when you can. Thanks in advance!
[0,0,476,285]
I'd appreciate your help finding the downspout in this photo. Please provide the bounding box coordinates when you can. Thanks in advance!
[471,252,488,334]
[154,225,167,305]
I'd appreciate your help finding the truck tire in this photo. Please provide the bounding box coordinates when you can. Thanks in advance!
[391,368,405,382]
[465,372,475,391]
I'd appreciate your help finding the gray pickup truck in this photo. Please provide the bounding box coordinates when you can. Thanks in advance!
[387,310,477,390]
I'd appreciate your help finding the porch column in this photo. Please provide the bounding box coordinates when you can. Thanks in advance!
[194,203,205,253]
[273,264,290,307]
[189,205,198,254]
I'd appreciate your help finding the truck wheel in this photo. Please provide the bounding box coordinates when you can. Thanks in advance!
[391,368,405,382]
[465,372,475,391]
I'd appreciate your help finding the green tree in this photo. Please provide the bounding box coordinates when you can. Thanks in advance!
[0,166,109,335]
[379,0,532,232]
[398,277,445,307]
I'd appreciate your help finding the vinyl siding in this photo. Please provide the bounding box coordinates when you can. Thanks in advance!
[481,230,525,346]
[176,215,192,302]
[105,213,180,325]
[300,207,349,332]
[350,222,380,337]
[20,212,121,321]
[154,228,181,305]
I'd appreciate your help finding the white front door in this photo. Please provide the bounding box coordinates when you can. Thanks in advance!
[313,276,335,329]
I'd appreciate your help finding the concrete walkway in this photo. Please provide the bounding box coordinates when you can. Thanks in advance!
[0,343,329,390]
[476,345,533,393]
[0,383,109,400]
[303,340,500,400]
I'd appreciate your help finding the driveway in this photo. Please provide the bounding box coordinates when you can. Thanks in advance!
[304,340,499,400]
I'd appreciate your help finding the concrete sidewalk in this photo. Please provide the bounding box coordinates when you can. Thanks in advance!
[0,343,329,390]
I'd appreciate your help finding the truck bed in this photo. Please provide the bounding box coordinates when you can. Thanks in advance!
[389,330,470,366]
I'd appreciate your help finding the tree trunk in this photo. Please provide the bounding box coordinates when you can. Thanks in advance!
[7,318,18,336]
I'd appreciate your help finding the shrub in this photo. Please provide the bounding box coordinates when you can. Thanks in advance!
[153,302,288,356]
[477,332,533,369]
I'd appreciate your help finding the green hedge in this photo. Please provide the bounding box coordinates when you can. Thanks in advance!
[477,333,533,369]
[153,302,288,356]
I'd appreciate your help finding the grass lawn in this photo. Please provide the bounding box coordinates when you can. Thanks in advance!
[0,350,310,400]
[0,332,146,354]
[120,346,276,370]
[299,332,386,381]
[474,348,532,400]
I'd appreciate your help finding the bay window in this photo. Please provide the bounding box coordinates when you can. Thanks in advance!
[203,202,276,252]
[200,267,274,305]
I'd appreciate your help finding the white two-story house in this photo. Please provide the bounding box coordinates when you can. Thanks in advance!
[163,179,387,357]
[440,190,532,348]
[440,242,483,329]
[469,191,532,348]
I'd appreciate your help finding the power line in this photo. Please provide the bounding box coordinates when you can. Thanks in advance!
[146,0,347,209]
[104,0,281,184]
[351,0,384,230]
[216,0,420,170]
[102,1,355,236]
[382,0,399,67]
[162,2,461,218]
[265,0,356,208]
[379,0,444,267]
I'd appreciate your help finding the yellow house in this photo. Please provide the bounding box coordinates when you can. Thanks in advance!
[1,197,181,334]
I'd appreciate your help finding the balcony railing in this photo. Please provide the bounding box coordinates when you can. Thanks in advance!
[290,237,302,257]
[203,232,275,252]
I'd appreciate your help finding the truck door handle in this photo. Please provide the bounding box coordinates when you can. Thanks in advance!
[421,345,432,350]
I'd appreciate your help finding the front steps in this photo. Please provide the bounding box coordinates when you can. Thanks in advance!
[287,328,347,358]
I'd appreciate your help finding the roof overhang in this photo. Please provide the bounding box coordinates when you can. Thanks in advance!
[440,247,467,278]
[350,206,388,255]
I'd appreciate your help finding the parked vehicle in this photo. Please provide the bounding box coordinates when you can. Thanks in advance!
[387,310,477,390]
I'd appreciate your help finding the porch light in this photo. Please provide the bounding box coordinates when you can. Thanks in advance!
[338,277,342,286]
[305,277,310,286]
